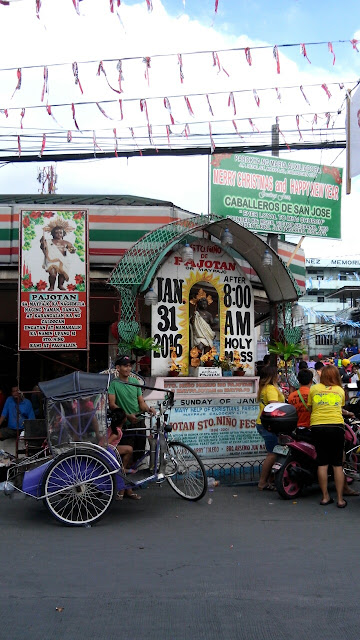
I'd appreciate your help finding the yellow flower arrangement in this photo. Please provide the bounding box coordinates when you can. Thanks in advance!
[169,347,183,373]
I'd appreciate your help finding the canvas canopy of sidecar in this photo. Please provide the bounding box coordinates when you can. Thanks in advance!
[38,372,109,454]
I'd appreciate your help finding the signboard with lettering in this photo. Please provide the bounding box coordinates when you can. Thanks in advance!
[151,240,255,377]
[19,209,89,350]
[306,258,360,268]
[210,153,342,239]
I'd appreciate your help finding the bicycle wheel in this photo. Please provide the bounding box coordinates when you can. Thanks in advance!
[165,441,207,501]
[42,448,115,526]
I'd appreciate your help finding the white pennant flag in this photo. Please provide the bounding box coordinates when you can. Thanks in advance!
[349,84,360,178]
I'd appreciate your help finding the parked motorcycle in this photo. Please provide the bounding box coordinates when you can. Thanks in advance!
[261,402,360,499]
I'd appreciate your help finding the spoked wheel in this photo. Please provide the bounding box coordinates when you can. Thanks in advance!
[42,448,115,526]
[275,456,304,499]
[165,441,207,501]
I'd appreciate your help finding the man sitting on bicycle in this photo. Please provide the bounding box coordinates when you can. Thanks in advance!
[108,355,156,465]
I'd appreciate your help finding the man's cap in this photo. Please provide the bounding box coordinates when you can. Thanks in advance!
[115,355,135,366]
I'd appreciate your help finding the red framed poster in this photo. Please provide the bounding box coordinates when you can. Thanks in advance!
[19,209,89,351]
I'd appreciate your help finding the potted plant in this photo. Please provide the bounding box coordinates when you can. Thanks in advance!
[268,340,306,389]
[217,356,233,376]
[200,347,217,367]
[232,350,246,376]
[127,335,161,357]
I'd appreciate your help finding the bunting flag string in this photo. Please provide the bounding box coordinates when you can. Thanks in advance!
[163,97,175,124]
[296,114,303,140]
[273,45,280,74]
[206,94,214,116]
[321,83,331,99]
[113,127,118,157]
[300,43,311,63]
[41,66,49,102]
[72,62,83,94]
[350,39,359,51]
[11,68,22,99]
[228,91,236,115]
[184,96,194,117]
[143,57,151,85]
[328,42,336,65]
[97,61,122,94]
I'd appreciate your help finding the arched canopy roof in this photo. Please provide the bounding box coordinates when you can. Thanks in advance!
[108,214,300,304]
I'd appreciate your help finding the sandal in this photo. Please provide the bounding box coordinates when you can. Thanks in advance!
[258,484,276,491]
[116,492,124,501]
[343,487,359,496]
[125,491,141,500]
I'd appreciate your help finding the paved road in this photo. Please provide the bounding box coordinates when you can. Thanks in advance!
[1,480,360,640]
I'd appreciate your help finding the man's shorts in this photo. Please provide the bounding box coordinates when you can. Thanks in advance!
[0,427,18,440]
[311,425,345,466]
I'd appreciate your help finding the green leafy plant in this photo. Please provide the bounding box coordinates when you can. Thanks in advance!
[268,341,306,362]
[128,335,160,354]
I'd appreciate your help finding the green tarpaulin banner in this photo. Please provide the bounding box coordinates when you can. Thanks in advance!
[210,153,342,239]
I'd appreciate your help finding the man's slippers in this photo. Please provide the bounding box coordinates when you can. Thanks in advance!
[258,484,277,492]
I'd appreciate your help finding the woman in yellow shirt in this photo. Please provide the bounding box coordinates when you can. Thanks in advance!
[307,365,346,508]
[256,366,285,491]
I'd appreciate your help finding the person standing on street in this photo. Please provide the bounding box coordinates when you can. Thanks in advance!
[0,385,35,440]
[108,355,156,463]
[256,366,285,491]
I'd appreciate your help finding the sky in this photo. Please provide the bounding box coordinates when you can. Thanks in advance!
[0,0,360,260]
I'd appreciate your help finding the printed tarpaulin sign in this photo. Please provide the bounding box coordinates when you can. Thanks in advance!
[19,210,89,350]
[210,153,342,239]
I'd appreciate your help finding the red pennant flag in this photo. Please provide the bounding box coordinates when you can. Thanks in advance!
[129,127,142,155]
[113,128,118,157]
[164,97,175,124]
[67,130,72,142]
[325,112,331,128]
[215,0,219,12]
[72,0,80,15]
[147,124,153,145]
[41,66,49,102]
[206,94,214,116]
[119,99,123,120]
[109,0,114,12]
[36,0,41,19]
[93,131,104,154]
[209,122,215,153]
[248,118,259,133]
[232,120,243,138]
[212,51,220,72]
[140,99,149,125]
[275,116,290,151]
[300,43,311,63]
[11,68,22,99]
[72,62,83,94]
[245,48,252,66]
[350,39,359,52]
[328,42,336,65]
[71,103,80,130]
[143,57,151,85]
[145,0,153,11]
[275,87,281,101]
[20,108,25,129]
[296,115,303,140]
[253,89,260,107]
[46,104,61,127]
[17,135,21,157]
[0,109,9,118]
[184,96,194,117]
[39,134,46,157]
[178,54,184,83]
[312,113,318,132]
[321,83,331,99]
[300,85,310,105]
[117,60,124,93]
[273,45,280,74]
[182,124,190,138]
[228,92,236,115]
